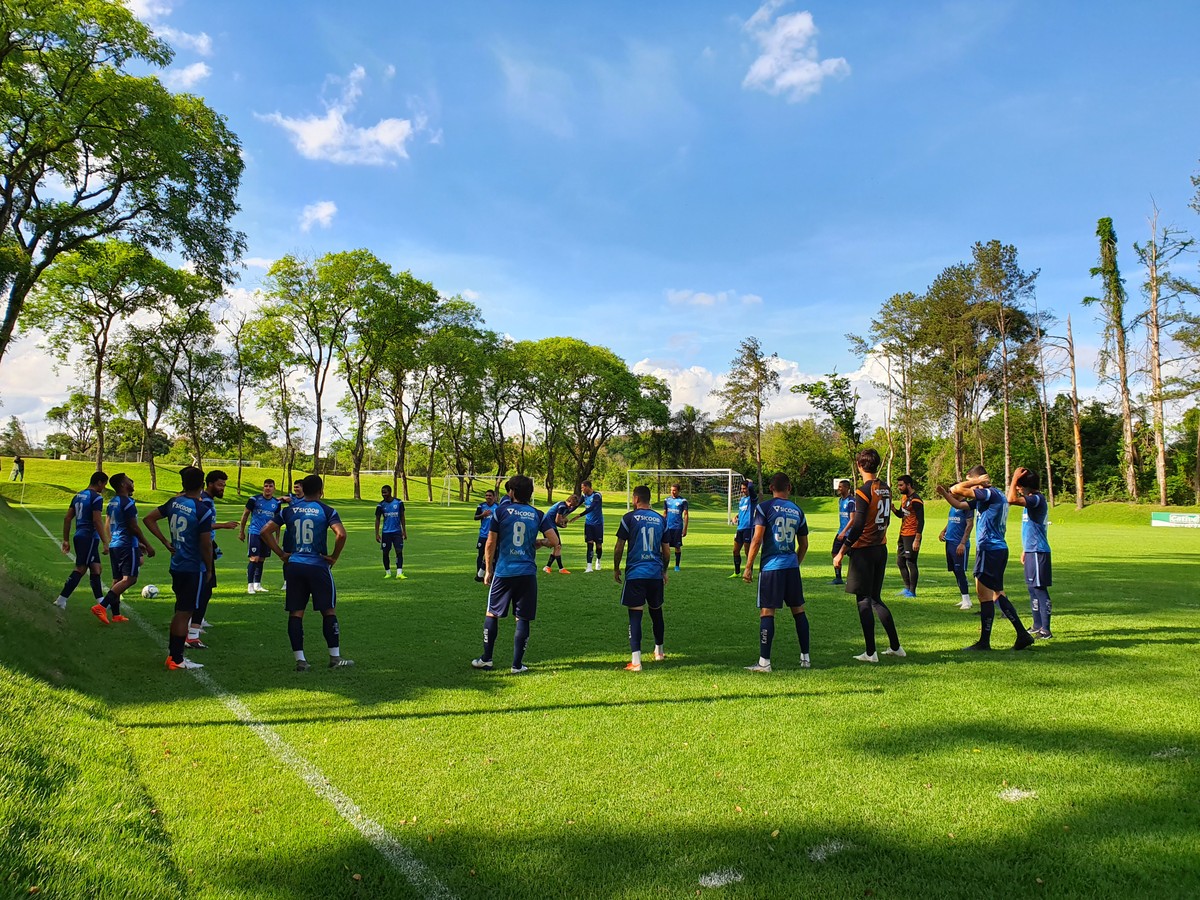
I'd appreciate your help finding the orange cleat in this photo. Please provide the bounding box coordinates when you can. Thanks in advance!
[624,661,642,672]
[558,568,572,575]
[111,615,130,623]
[165,655,203,670]
[90,604,110,625]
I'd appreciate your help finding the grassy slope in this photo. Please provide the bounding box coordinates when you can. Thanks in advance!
[1,463,1198,898]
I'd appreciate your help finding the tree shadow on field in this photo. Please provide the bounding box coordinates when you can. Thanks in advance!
[116,685,886,731]
[209,765,1200,900]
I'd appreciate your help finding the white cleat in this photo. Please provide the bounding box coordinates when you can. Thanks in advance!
[883,646,907,658]
[175,658,204,669]
[584,563,593,573]
[201,619,212,629]
[745,662,772,673]
[247,585,256,595]
[255,584,269,593]
[471,658,493,670]
[53,596,68,610]
[854,652,879,663]
[510,665,529,675]
[957,599,973,610]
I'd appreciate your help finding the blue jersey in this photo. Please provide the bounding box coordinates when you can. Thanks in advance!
[244,494,282,535]
[156,495,214,574]
[664,496,688,530]
[1021,493,1051,553]
[837,496,855,534]
[581,491,603,525]
[972,487,1008,551]
[71,488,104,537]
[493,503,553,577]
[476,502,499,540]
[376,498,404,534]
[945,500,975,545]
[200,491,223,559]
[107,495,139,550]
[736,495,752,530]
[753,498,808,572]
[543,501,570,528]
[617,508,667,580]
[277,500,342,568]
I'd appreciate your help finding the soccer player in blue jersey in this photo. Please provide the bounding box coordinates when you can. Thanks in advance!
[949,465,1034,652]
[187,470,238,648]
[1008,466,1053,639]
[662,483,689,571]
[571,480,605,573]
[730,481,754,578]
[261,474,353,671]
[830,479,854,584]
[935,484,975,609]
[474,474,559,674]
[143,466,214,670]
[375,485,408,579]
[542,494,579,573]
[239,478,284,594]
[474,489,499,581]
[614,485,670,670]
[93,473,154,625]
[53,471,110,611]
[742,472,812,672]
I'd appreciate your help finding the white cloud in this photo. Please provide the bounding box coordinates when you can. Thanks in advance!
[299,200,337,232]
[743,2,849,102]
[259,66,418,166]
[157,24,213,56]
[125,0,173,20]
[496,52,575,138]
[461,289,481,301]
[242,257,275,270]
[163,61,210,89]
[665,288,763,307]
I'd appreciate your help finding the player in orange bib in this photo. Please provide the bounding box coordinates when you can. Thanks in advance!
[833,449,905,663]
[895,475,924,598]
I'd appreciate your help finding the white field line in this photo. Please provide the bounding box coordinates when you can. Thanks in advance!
[20,504,455,900]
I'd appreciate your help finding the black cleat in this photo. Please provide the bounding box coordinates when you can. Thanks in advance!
[963,640,992,652]
[1012,632,1035,651]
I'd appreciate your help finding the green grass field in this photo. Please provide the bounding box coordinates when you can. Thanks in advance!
[2,461,1199,899]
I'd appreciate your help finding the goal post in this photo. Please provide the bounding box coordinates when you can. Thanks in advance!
[624,468,740,522]
[440,473,505,506]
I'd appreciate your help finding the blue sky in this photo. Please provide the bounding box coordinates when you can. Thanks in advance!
[5,0,1200,437]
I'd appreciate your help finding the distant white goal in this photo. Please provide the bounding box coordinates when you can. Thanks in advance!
[624,468,740,522]
[440,473,503,506]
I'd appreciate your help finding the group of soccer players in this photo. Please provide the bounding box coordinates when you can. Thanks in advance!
[50,449,1054,674]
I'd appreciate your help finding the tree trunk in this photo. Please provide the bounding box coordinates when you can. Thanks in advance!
[1144,228,1168,506]
[148,453,158,492]
[999,332,1012,485]
[1115,321,1138,499]
[754,405,763,493]
[1067,317,1085,509]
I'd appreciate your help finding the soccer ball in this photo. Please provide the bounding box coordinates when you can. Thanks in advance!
[141,584,160,599]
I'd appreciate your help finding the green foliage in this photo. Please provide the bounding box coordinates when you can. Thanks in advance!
[712,336,780,491]
[791,371,862,479]
[0,415,30,456]
[0,0,244,365]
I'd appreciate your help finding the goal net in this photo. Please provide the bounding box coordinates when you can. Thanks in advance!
[624,468,740,521]
[439,473,504,505]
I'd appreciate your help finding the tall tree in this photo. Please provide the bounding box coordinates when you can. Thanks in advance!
[24,240,183,466]
[849,291,921,473]
[0,0,245,367]
[45,391,105,455]
[260,255,353,468]
[479,339,527,482]
[1066,316,1086,509]
[327,252,436,499]
[1084,217,1138,499]
[168,312,226,465]
[711,336,780,492]
[972,240,1039,484]
[1133,206,1196,506]
[0,415,30,456]
[244,314,308,490]
[426,302,490,500]
[222,312,254,493]
[791,372,864,483]
[669,405,716,469]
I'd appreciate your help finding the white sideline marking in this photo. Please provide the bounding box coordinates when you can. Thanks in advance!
[1151,747,1186,759]
[997,788,1038,803]
[699,869,743,888]
[807,840,847,862]
[20,504,455,900]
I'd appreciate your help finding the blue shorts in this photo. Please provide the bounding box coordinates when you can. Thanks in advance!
[73,533,101,568]
[487,574,537,620]
[974,547,1008,593]
[664,527,683,548]
[758,567,804,610]
[945,541,971,572]
[1023,551,1052,589]
[832,535,849,557]
[284,561,336,612]
[621,577,664,609]
[109,546,140,581]
[380,532,403,554]
[735,528,753,545]
[248,534,267,559]
[170,569,207,612]
[584,523,604,544]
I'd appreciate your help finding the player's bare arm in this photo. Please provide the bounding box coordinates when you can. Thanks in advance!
[1007,467,1029,506]
[796,533,809,567]
[142,508,175,555]
[323,522,347,567]
[612,536,625,583]
[742,525,766,582]
[238,508,251,541]
[483,531,499,585]
[259,521,288,563]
